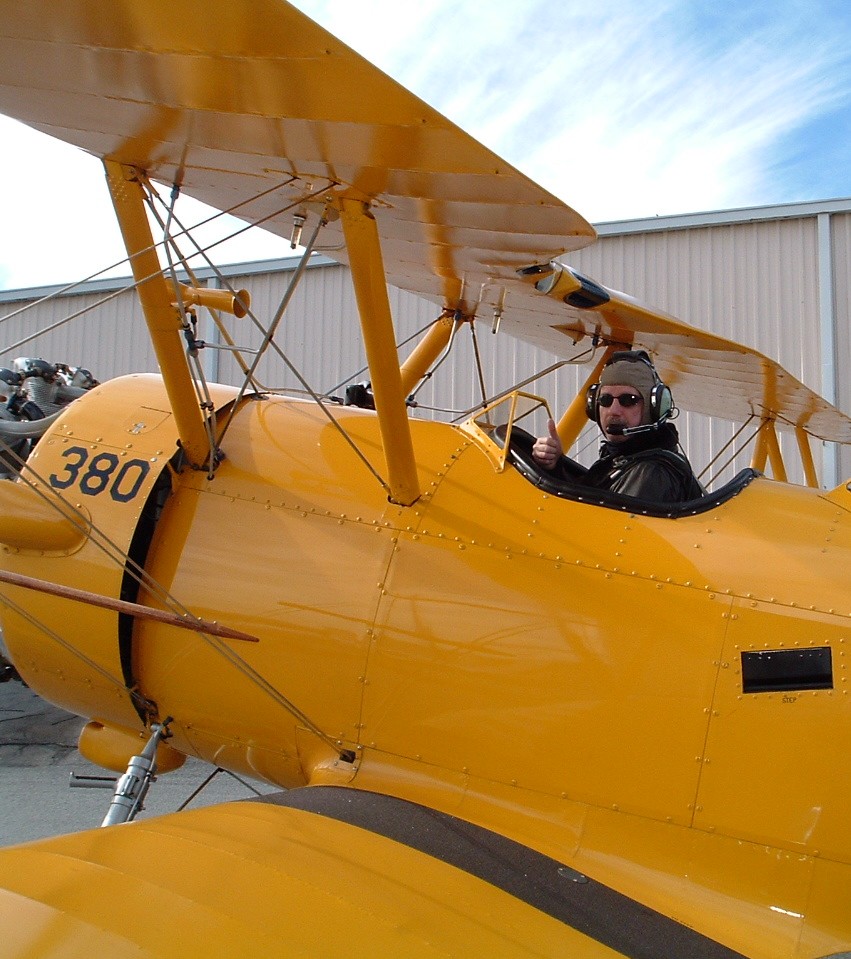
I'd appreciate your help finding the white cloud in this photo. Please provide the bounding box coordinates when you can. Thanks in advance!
[293,0,851,217]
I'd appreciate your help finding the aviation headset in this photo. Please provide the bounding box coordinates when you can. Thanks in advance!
[585,350,674,432]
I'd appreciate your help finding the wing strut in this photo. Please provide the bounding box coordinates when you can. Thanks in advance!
[556,345,618,448]
[339,198,420,506]
[796,426,819,487]
[104,161,211,470]
[399,312,457,398]
[752,418,788,483]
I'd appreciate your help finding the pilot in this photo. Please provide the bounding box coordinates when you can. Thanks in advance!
[532,350,703,503]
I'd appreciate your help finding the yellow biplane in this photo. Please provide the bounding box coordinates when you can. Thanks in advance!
[0,2,850,957]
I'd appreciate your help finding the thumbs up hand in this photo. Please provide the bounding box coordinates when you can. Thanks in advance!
[532,418,563,470]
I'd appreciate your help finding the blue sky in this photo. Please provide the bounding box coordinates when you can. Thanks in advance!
[1,0,850,290]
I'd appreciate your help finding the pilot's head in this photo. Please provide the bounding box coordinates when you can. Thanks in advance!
[587,351,673,442]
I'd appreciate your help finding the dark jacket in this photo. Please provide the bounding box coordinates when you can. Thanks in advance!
[580,424,703,503]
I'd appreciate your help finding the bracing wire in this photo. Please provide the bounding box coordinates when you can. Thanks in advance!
[159,182,220,475]
[451,349,594,423]
[697,413,756,480]
[0,265,136,331]
[1,172,305,334]
[406,314,462,408]
[702,417,763,487]
[1,174,314,359]
[140,177,393,495]
[0,591,150,711]
[214,206,330,442]
[1,284,139,359]
[176,767,263,812]
[325,318,439,398]
[469,320,489,412]
[0,435,344,754]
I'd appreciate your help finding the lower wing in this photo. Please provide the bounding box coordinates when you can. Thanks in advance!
[0,786,746,958]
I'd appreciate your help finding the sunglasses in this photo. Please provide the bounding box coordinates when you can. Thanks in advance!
[598,392,643,408]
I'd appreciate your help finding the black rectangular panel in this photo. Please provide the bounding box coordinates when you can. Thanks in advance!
[741,647,833,693]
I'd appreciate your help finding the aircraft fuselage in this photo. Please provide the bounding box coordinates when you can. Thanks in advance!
[3,374,850,954]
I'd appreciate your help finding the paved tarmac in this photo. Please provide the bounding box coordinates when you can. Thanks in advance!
[0,678,273,847]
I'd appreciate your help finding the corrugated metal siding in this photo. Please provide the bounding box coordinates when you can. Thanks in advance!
[831,213,851,480]
[573,220,820,377]
[0,283,156,379]
[207,262,364,393]
[1,203,848,489]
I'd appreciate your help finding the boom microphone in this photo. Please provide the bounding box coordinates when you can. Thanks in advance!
[606,422,660,437]
[606,407,676,437]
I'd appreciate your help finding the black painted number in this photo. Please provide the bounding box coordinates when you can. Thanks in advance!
[49,446,151,502]
[49,446,87,490]
[79,452,120,496]
[110,460,150,503]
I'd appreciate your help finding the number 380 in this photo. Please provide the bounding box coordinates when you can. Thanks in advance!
[49,445,151,503]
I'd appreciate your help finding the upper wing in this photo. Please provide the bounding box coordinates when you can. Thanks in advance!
[0,0,847,443]
[0,0,592,311]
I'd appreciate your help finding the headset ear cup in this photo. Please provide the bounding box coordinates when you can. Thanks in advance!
[650,383,673,423]
[586,383,600,423]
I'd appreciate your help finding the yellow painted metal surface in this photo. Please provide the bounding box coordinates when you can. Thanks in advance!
[0,375,231,724]
[399,313,456,397]
[0,802,621,958]
[1,375,848,955]
[339,196,420,505]
[575,806,815,958]
[796,426,819,487]
[699,600,850,857]
[0,376,177,726]
[78,719,186,774]
[0,480,88,551]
